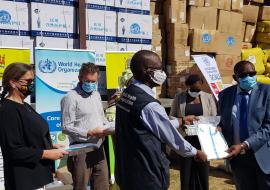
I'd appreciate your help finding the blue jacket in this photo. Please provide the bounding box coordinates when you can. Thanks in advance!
[218,83,270,174]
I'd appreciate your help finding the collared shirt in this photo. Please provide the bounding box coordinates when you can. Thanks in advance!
[232,87,251,144]
[61,84,113,144]
[133,80,197,157]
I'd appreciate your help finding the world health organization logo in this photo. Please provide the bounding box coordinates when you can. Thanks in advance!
[39,59,57,73]
[0,10,11,24]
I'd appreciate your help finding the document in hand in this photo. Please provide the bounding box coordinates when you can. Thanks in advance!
[197,124,229,160]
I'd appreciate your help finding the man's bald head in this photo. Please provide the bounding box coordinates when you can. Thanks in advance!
[130,50,162,83]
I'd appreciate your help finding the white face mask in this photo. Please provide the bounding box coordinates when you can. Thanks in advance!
[188,89,201,98]
[150,70,167,85]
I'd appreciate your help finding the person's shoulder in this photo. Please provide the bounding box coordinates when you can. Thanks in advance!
[219,85,237,96]
[257,83,270,93]
[0,100,18,115]
[174,91,186,99]
[61,89,78,103]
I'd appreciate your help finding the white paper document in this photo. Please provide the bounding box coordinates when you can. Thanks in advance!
[197,124,229,160]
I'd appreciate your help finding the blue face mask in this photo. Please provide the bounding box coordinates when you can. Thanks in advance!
[239,75,257,90]
[81,82,98,93]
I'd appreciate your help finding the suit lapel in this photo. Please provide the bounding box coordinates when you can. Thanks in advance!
[248,85,261,124]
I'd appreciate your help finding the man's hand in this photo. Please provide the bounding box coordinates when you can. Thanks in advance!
[224,144,242,159]
[194,150,208,162]
[42,149,69,160]
[53,144,66,149]
[87,127,106,138]
[177,115,197,126]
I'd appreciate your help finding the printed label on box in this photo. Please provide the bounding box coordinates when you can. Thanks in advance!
[226,36,235,46]
[248,55,256,64]
[202,33,212,44]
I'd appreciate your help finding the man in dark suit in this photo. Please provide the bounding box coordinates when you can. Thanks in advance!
[218,61,270,190]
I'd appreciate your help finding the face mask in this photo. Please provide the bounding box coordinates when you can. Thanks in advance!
[188,89,201,98]
[81,82,98,93]
[18,83,34,97]
[239,76,257,91]
[150,70,167,85]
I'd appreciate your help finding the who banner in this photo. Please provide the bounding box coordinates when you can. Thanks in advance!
[0,47,30,83]
[192,55,223,100]
[35,48,95,146]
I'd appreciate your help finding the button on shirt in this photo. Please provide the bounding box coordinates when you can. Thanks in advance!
[232,87,251,145]
[134,80,197,157]
[61,84,113,144]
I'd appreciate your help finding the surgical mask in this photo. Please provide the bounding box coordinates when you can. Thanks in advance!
[150,70,167,85]
[18,83,34,97]
[239,76,257,91]
[188,89,201,98]
[81,82,98,93]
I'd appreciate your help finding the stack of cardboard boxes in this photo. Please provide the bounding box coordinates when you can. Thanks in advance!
[151,0,167,97]
[163,0,246,97]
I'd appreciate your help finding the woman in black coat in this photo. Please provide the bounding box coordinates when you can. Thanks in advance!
[0,63,68,190]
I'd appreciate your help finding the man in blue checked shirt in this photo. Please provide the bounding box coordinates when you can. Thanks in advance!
[114,50,207,190]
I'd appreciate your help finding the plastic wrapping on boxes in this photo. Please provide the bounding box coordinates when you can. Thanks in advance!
[241,48,265,74]
[257,75,270,84]
[265,62,270,73]
[256,32,270,44]
[257,21,270,33]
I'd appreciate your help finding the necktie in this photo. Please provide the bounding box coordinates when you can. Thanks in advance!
[239,92,249,142]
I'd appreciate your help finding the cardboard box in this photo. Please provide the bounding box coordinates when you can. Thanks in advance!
[188,7,218,30]
[216,33,242,55]
[205,0,218,8]
[244,23,256,42]
[218,0,231,11]
[117,13,152,41]
[150,1,163,15]
[251,0,264,3]
[216,54,241,75]
[166,61,193,75]
[168,46,191,62]
[152,15,164,31]
[86,9,117,37]
[164,0,186,23]
[190,29,217,52]
[152,34,163,45]
[242,42,253,49]
[221,75,233,84]
[86,0,114,6]
[231,0,243,12]
[243,5,259,23]
[189,0,205,7]
[167,23,189,47]
[86,41,118,66]
[259,6,270,21]
[218,10,243,36]
[241,22,246,41]
[115,0,150,11]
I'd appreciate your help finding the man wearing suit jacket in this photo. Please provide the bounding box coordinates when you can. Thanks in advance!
[218,61,270,190]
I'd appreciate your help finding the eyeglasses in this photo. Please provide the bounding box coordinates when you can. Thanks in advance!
[237,72,257,79]
[18,78,34,84]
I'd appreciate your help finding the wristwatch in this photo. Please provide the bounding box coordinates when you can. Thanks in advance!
[240,142,248,155]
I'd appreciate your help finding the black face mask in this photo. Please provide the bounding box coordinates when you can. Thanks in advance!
[18,83,34,97]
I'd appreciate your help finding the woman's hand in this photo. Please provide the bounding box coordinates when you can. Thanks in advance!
[184,115,198,125]
[42,149,69,160]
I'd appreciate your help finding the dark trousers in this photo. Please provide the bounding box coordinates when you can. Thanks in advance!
[230,151,270,190]
[180,136,209,190]
[67,147,109,190]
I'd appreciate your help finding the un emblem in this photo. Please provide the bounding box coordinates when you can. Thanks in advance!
[39,59,57,73]
[130,23,140,34]
[0,10,11,24]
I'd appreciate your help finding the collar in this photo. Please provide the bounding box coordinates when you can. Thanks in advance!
[132,79,156,98]
[237,86,252,95]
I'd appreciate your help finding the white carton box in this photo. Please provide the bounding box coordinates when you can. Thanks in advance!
[31,3,77,38]
[35,36,79,49]
[86,40,118,65]
[115,0,150,11]
[0,1,30,35]
[118,43,152,51]
[117,12,152,43]
[86,9,117,39]
[0,35,34,63]
[86,0,115,6]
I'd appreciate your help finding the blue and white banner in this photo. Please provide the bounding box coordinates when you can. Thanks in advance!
[35,48,95,135]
